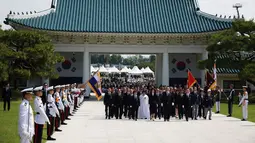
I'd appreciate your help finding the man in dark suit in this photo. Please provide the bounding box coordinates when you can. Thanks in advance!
[2,83,11,111]
[227,84,235,117]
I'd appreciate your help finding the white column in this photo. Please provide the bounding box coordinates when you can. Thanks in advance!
[83,50,91,96]
[156,54,163,86]
[83,51,90,83]
[162,52,169,86]
[201,50,208,87]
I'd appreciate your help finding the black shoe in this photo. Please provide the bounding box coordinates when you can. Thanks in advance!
[195,118,197,120]
[69,114,73,116]
[55,129,62,132]
[227,115,232,117]
[209,118,212,120]
[61,122,67,125]
[47,136,56,140]
[66,118,71,120]
[241,119,247,121]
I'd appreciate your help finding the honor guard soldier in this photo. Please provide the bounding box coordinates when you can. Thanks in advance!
[61,85,70,120]
[214,86,221,113]
[18,87,34,143]
[227,84,235,117]
[238,86,249,121]
[33,86,50,143]
[54,85,67,125]
[47,86,60,140]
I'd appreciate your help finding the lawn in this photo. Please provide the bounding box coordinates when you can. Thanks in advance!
[213,103,255,122]
[0,100,47,143]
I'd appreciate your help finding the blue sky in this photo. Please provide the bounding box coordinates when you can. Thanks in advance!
[1,0,254,29]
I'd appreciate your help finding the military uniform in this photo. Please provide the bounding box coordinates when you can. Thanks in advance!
[33,86,50,143]
[46,86,60,140]
[239,86,249,121]
[104,89,113,119]
[54,85,66,130]
[18,88,34,143]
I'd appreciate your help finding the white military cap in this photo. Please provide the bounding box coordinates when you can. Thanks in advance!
[242,86,248,88]
[54,85,61,89]
[65,84,70,87]
[60,85,65,88]
[33,86,43,91]
[80,88,84,91]
[47,86,54,90]
[207,89,211,92]
[21,87,34,93]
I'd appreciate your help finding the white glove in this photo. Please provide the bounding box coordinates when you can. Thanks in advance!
[182,105,184,108]
[24,132,30,139]
[172,102,174,106]
[161,103,163,106]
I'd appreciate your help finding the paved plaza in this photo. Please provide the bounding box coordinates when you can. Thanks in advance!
[47,99,255,143]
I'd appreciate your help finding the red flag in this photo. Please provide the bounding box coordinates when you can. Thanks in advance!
[187,70,197,88]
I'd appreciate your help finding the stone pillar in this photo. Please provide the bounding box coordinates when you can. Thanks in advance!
[162,52,169,86]
[201,50,208,87]
[156,54,163,87]
[83,51,90,83]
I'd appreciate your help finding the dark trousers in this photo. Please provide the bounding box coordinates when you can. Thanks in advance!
[55,115,60,129]
[156,104,161,119]
[178,105,183,119]
[74,97,78,109]
[198,105,204,118]
[33,123,43,143]
[60,110,65,123]
[65,106,69,119]
[47,116,55,137]
[228,101,233,115]
[115,105,123,119]
[123,104,128,117]
[129,106,138,119]
[163,105,171,120]
[3,98,10,111]
[105,105,112,119]
[184,107,189,121]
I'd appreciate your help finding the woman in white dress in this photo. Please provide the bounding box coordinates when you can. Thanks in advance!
[138,91,150,119]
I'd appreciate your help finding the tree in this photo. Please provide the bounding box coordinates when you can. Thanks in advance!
[0,30,64,87]
[109,54,122,64]
[198,19,255,82]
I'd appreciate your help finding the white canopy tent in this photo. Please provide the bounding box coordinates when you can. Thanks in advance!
[108,66,120,73]
[140,67,145,73]
[120,66,129,73]
[129,66,143,75]
[99,66,108,73]
[91,66,97,73]
[143,66,154,74]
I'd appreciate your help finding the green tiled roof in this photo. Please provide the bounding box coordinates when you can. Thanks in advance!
[6,0,232,33]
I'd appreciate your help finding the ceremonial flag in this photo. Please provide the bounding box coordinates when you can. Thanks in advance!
[206,71,216,90]
[87,71,102,100]
[187,70,197,88]
[213,60,217,85]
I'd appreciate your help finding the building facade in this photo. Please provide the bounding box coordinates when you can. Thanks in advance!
[5,0,234,87]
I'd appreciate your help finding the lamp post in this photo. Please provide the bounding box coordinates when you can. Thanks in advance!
[233,3,242,19]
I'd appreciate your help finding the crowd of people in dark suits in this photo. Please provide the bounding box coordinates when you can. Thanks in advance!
[102,83,221,122]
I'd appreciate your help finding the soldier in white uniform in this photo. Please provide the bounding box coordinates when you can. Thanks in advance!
[238,86,249,121]
[33,86,50,143]
[66,84,74,116]
[54,85,67,125]
[61,85,70,120]
[46,86,60,140]
[18,87,34,143]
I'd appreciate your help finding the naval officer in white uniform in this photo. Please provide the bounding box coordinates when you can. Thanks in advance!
[33,86,50,143]
[18,87,34,143]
